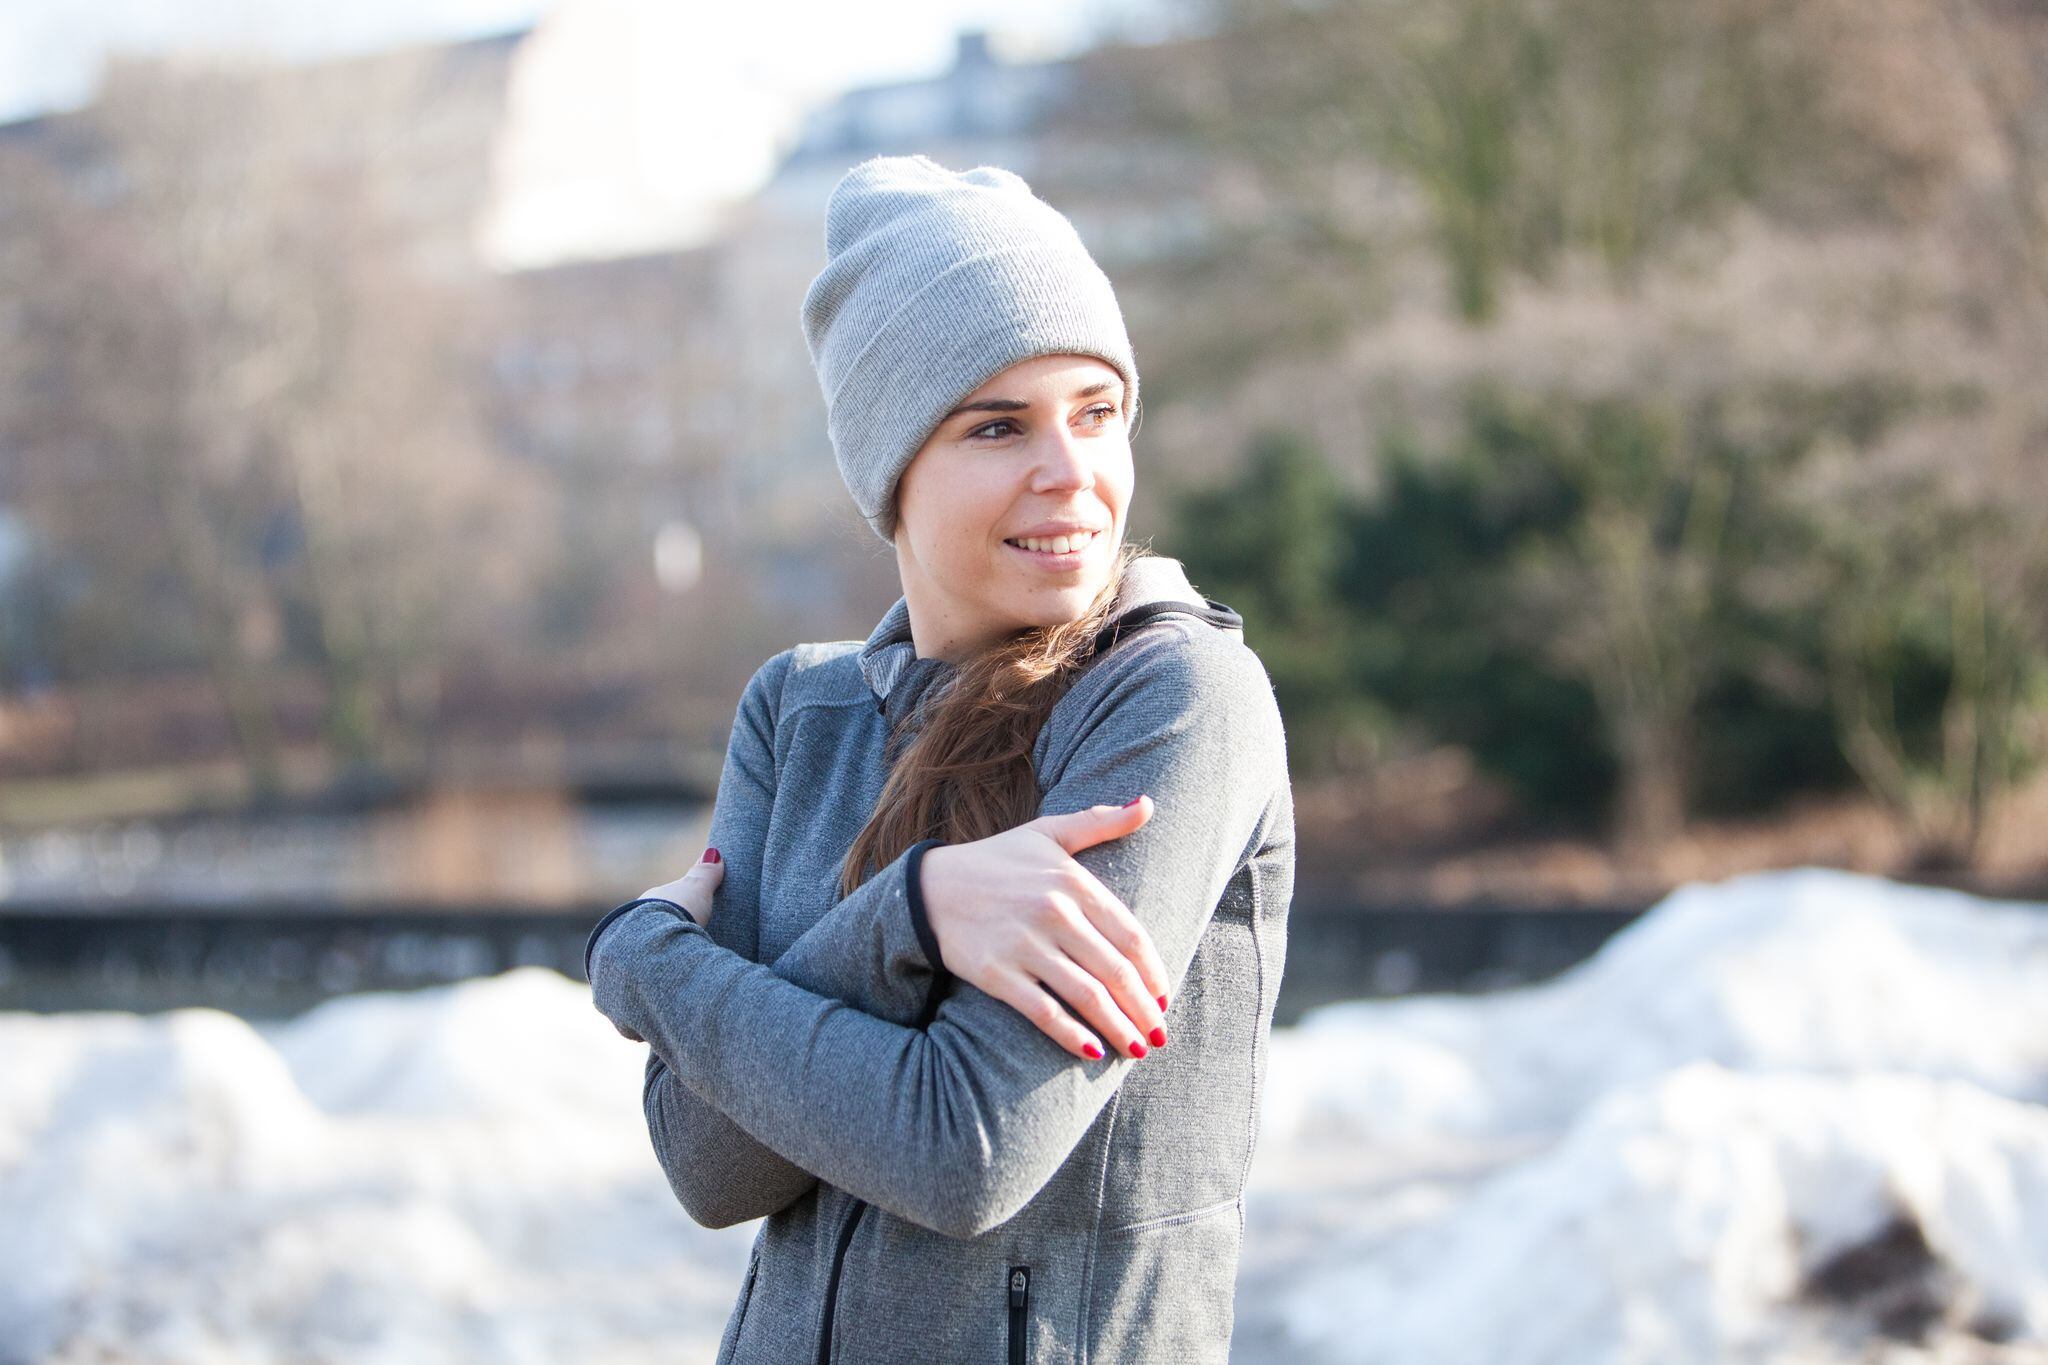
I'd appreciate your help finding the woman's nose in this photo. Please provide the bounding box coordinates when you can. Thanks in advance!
[1029,427,1095,491]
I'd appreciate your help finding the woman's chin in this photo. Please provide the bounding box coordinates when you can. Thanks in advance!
[1002,577,1109,626]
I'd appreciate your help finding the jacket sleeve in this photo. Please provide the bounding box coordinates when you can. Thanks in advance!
[638,837,945,1227]
[605,648,823,1230]
[596,648,956,1230]
[588,630,1286,1240]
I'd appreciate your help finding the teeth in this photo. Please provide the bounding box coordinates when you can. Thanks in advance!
[1010,530,1097,554]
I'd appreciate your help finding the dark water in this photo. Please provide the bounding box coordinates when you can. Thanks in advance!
[0,900,1647,1023]
[0,792,1664,1022]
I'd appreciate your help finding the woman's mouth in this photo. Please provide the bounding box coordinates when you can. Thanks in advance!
[1003,528,1103,568]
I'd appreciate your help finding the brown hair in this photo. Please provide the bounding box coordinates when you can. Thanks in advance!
[838,538,1154,896]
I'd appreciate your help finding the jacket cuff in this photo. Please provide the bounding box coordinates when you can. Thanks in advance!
[903,839,947,971]
[585,897,694,981]
[903,838,949,1028]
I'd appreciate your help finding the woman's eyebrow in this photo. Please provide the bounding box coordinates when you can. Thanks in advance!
[943,380,1118,422]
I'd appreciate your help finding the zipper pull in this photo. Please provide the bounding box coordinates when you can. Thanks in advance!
[1010,1267,1028,1308]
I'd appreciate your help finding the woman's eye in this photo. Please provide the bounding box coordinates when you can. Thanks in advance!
[968,405,1119,442]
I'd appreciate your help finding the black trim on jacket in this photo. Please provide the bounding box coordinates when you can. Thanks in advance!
[904,837,949,1029]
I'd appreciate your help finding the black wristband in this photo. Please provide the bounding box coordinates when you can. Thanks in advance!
[904,839,947,976]
[583,896,697,981]
[905,839,953,1029]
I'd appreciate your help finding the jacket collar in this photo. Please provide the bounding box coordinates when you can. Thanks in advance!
[856,553,1243,713]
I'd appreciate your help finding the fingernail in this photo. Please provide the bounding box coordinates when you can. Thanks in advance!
[1121,795,1143,808]
[1149,1026,1167,1047]
[704,847,721,864]
[1157,994,1168,1011]
[1128,1040,1147,1058]
[1082,1042,1104,1059]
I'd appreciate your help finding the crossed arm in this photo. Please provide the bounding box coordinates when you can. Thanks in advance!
[590,632,1284,1239]
[590,648,972,1228]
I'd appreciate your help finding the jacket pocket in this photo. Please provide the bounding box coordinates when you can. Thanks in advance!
[1086,1199,1243,1364]
[1007,1264,1030,1365]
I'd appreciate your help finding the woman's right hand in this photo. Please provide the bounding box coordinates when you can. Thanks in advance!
[916,795,1174,1062]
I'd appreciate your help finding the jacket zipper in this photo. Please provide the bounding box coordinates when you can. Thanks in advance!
[816,1197,867,1365]
[1008,1265,1030,1365]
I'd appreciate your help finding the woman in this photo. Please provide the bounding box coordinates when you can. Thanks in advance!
[586,154,1295,1364]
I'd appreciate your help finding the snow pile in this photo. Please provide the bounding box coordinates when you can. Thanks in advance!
[1252,866,2048,1363]
[0,968,749,1365]
[1263,867,2048,1146]
[1,866,2044,1363]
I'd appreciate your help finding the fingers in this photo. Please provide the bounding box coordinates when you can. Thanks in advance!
[1014,802,1173,1043]
[638,848,724,926]
[985,970,1117,1062]
[1034,794,1152,855]
[1040,888,1171,1047]
[640,856,724,903]
[1029,949,1158,1060]
[1060,871,1172,1042]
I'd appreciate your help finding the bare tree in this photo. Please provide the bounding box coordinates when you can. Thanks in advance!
[1811,475,2048,868]
[1,51,558,789]
[1086,0,1923,325]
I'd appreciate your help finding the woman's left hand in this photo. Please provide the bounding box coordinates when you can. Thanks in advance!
[637,846,724,929]
[602,847,723,1043]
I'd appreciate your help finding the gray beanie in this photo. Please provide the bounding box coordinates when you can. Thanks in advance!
[799,153,1141,544]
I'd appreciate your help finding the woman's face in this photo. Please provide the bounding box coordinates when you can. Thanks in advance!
[893,353,1133,662]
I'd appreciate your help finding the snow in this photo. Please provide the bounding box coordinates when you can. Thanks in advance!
[0,970,746,1364]
[1261,1065,2048,1363]
[1242,867,2048,1363]
[1261,867,2048,1149]
[2,866,2045,1363]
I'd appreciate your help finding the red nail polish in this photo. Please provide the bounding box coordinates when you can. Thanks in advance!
[1149,1026,1167,1047]
[1128,1040,1147,1058]
[1083,1042,1104,1059]
[1157,995,1168,1011]
[704,847,721,864]
[1121,795,1142,808]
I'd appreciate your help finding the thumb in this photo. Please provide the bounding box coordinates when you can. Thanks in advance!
[640,848,725,924]
[1030,794,1151,855]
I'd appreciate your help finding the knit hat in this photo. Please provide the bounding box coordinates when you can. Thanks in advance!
[799,154,1141,545]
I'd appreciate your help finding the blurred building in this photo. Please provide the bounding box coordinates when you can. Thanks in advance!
[0,18,1225,667]
[0,31,524,282]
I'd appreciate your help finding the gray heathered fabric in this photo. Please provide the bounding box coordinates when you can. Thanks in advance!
[798,153,1141,545]
[586,552,1295,1363]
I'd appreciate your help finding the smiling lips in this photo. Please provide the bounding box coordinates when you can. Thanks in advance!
[1004,527,1103,557]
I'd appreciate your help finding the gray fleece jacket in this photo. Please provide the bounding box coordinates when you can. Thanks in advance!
[585,552,1295,1364]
